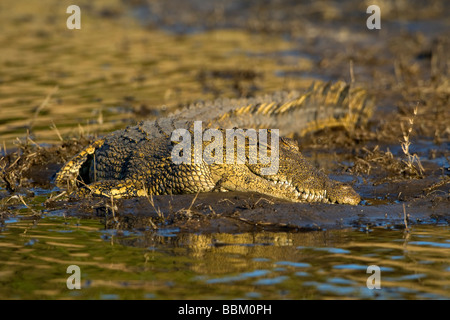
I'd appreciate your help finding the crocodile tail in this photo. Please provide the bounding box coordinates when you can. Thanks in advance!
[214,81,374,136]
[174,81,374,137]
[298,80,374,135]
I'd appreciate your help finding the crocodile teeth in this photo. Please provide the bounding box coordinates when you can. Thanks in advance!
[270,180,331,204]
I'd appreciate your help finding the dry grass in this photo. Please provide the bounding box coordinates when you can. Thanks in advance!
[0,136,91,192]
[400,104,424,177]
[402,203,410,232]
[141,186,164,227]
[172,191,201,219]
[0,139,39,192]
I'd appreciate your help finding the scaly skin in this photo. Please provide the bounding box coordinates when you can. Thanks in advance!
[55,81,372,205]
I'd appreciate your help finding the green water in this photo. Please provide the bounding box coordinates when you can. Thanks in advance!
[1,210,448,299]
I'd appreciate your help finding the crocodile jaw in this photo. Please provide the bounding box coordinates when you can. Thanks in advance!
[262,177,360,205]
[210,162,360,205]
[325,181,361,205]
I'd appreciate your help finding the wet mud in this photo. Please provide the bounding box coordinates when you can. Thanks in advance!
[59,190,449,234]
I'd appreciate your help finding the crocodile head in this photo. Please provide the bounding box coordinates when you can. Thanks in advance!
[211,136,361,205]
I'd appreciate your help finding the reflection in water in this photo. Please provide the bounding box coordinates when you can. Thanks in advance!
[0,214,448,299]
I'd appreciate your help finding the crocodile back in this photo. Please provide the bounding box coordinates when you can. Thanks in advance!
[168,81,374,137]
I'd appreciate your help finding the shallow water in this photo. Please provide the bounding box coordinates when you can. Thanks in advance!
[0,211,448,299]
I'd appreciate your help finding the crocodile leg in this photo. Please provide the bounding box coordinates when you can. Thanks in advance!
[75,179,148,198]
[55,139,105,188]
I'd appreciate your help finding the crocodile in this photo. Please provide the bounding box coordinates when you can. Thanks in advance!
[55,81,373,205]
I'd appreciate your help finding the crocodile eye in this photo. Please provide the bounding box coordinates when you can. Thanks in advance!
[280,137,300,151]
